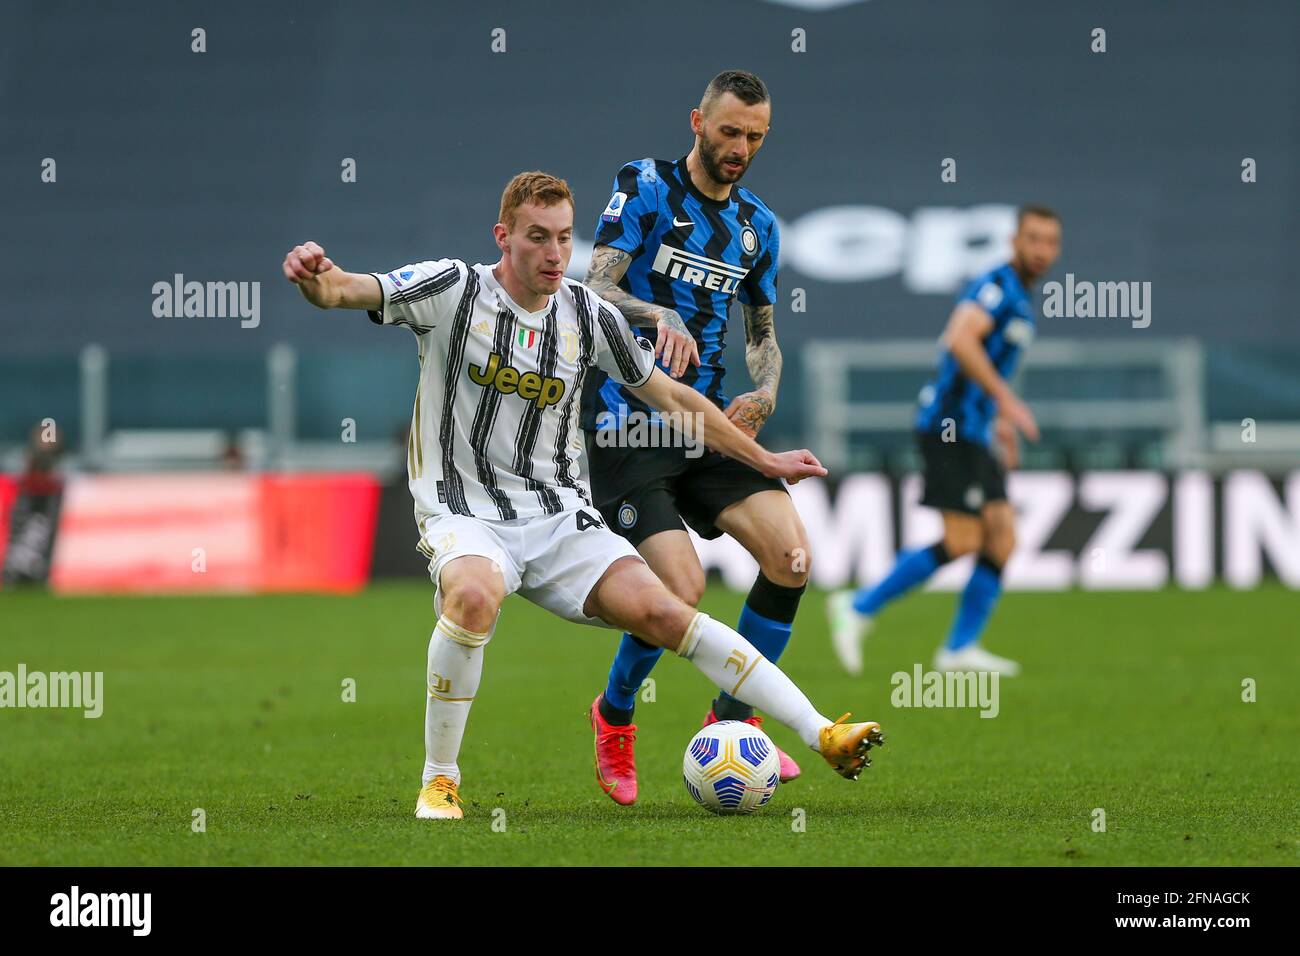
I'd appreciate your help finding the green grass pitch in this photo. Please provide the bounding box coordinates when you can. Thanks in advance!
[1,583,1296,866]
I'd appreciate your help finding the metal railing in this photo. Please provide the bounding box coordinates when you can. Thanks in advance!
[74,343,403,475]
[803,337,1208,470]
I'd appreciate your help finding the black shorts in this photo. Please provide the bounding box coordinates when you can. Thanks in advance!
[917,432,1007,515]
[585,436,787,547]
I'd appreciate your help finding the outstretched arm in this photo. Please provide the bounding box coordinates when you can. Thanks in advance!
[585,244,699,378]
[628,368,825,484]
[722,302,781,438]
[282,241,381,310]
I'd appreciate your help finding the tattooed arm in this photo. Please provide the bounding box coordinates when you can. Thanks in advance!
[722,302,781,438]
[585,244,700,378]
[584,246,657,326]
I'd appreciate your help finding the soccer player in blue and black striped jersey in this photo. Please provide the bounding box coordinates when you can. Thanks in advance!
[582,71,831,805]
[828,206,1062,678]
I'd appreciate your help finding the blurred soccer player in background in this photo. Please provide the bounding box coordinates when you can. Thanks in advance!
[828,206,1063,677]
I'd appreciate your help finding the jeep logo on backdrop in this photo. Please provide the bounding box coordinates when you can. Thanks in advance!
[570,204,1016,294]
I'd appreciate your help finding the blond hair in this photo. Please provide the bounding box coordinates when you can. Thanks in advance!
[498,171,574,231]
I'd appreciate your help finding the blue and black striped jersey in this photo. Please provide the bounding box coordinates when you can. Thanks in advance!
[580,156,780,430]
[915,263,1037,447]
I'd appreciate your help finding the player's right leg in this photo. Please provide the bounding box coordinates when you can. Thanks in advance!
[584,437,697,804]
[586,558,886,780]
[935,500,1021,675]
[828,433,983,674]
[416,519,519,821]
[709,488,812,781]
[590,528,703,805]
[829,509,982,674]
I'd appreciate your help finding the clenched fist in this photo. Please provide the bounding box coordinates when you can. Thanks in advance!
[282,241,334,283]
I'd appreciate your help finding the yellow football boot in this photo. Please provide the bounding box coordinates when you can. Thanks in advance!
[818,713,885,780]
[415,775,464,820]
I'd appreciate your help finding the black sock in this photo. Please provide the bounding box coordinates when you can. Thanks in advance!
[713,694,755,721]
[598,694,635,726]
[928,542,952,566]
[744,572,807,623]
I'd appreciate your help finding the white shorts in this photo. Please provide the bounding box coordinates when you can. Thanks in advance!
[417,507,643,629]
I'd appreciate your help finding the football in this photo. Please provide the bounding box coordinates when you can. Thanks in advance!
[682,720,781,815]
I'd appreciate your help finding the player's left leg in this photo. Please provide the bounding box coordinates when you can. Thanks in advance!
[583,557,885,780]
[517,510,884,786]
[710,489,811,781]
[935,500,1021,675]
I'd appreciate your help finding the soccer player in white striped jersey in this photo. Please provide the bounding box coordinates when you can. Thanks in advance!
[281,171,885,819]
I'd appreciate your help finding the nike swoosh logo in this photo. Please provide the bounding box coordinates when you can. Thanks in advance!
[672,217,694,228]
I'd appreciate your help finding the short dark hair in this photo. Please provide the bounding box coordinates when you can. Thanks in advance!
[701,70,770,113]
[1017,204,1060,226]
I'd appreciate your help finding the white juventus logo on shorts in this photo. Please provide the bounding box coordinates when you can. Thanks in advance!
[652,245,748,294]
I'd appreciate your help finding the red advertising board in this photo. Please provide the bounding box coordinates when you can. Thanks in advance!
[0,475,17,570]
[47,473,380,594]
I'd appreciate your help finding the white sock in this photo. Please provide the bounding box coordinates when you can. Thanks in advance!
[676,612,831,750]
[422,616,491,786]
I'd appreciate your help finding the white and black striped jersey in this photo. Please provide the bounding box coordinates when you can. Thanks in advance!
[368,259,656,523]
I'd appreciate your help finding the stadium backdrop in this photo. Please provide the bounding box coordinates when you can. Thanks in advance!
[2,470,1296,592]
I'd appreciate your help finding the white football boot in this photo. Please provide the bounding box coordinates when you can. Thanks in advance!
[827,590,874,676]
[934,644,1021,676]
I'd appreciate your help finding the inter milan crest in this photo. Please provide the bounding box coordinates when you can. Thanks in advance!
[740,224,758,255]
